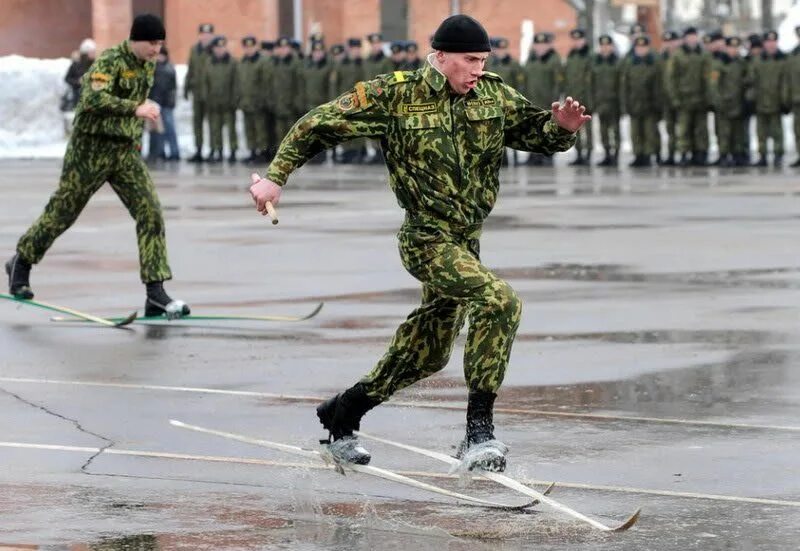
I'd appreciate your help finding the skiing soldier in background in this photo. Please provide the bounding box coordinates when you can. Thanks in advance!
[591,34,621,166]
[249,15,588,471]
[185,23,214,163]
[564,28,593,165]
[6,14,190,319]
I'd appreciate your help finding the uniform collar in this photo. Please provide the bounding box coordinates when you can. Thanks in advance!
[423,54,482,98]
[121,40,145,66]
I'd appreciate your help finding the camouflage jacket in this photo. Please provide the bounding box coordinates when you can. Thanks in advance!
[73,40,153,142]
[267,61,576,227]
[185,42,210,100]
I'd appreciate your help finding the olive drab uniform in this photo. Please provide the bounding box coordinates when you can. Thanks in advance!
[490,46,526,166]
[238,46,266,160]
[711,47,749,165]
[666,42,710,164]
[16,40,172,284]
[257,43,278,159]
[271,52,304,144]
[789,42,800,164]
[266,62,576,400]
[331,50,366,162]
[204,45,239,161]
[304,44,333,164]
[563,43,593,163]
[363,40,393,163]
[590,48,621,164]
[749,48,789,164]
[660,46,679,164]
[622,45,662,165]
[523,35,562,165]
[185,40,211,157]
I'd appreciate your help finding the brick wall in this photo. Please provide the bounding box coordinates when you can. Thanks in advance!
[0,0,92,58]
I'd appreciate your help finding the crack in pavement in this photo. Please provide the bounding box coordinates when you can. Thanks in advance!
[0,385,114,472]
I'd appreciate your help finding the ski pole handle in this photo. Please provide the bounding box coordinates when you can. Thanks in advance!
[265,201,278,225]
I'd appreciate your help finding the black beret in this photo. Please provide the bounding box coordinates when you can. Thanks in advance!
[707,29,724,41]
[431,14,490,52]
[749,36,763,47]
[130,14,165,42]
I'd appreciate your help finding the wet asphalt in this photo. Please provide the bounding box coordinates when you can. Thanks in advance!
[0,158,799,550]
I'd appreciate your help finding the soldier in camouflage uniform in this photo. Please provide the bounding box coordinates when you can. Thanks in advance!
[204,36,239,163]
[6,15,189,318]
[257,41,277,161]
[666,27,710,166]
[591,35,621,166]
[238,36,266,164]
[304,41,333,164]
[712,36,749,167]
[564,28,593,165]
[659,30,681,165]
[185,23,214,163]
[390,41,406,70]
[750,31,789,167]
[622,35,661,167]
[523,32,562,165]
[489,37,526,166]
[706,30,727,165]
[250,15,586,470]
[788,26,800,166]
[271,37,304,149]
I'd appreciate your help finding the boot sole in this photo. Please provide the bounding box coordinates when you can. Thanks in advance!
[6,258,34,300]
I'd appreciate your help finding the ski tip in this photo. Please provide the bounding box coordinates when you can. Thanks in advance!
[169,419,186,428]
[543,481,556,496]
[305,302,324,320]
[115,311,138,327]
[612,508,641,532]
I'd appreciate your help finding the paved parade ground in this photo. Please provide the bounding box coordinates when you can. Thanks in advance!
[0,159,799,550]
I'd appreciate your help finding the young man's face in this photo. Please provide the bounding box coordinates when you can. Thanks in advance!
[130,40,164,62]
[312,49,325,62]
[572,37,586,49]
[436,51,488,95]
[243,44,257,56]
[764,39,778,54]
[685,34,699,47]
[634,44,649,57]
[199,32,213,46]
[276,45,291,57]
[533,42,549,56]
[599,43,614,56]
[370,42,382,54]
[213,44,227,57]
[727,44,740,58]
[348,46,361,57]
[710,39,724,52]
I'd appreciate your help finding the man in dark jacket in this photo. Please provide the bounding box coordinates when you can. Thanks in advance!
[147,45,179,161]
[63,39,96,111]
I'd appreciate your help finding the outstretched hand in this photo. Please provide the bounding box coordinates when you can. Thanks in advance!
[551,96,592,133]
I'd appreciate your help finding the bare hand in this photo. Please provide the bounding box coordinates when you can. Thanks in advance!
[552,96,592,133]
[135,100,160,122]
[249,173,282,217]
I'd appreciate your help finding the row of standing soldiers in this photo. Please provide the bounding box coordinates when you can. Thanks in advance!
[184,24,424,164]
[490,26,800,168]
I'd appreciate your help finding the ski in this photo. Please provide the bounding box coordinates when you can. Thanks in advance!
[1,293,136,328]
[357,431,641,532]
[169,419,536,511]
[50,302,323,324]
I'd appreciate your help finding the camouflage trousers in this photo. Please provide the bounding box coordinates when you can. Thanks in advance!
[716,116,746,156]
[242,109,267,151]
[192,97,208,151]
[677,108,709,153]
[756,113,784,155]
[629,114,660,155]
[208,109,237,152]
[16,133,172,283]
[595,111,620,152]
[360,215,522,402]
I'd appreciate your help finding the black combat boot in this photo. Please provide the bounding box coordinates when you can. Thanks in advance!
[790,157,800,167]
[144,281,190,319]
[455,391,507,472]
[773,153,783,168]
[188,150,204,163]
[5,253,34,299]
[659,151,675,166]
[678,152,692,167]
[568,152,585,166]
[316,382,381,465]
[244,150,257,164]
[597,149,611,166]
[692,151,708,166]
[228,150,237,163]
[753,154,768,167]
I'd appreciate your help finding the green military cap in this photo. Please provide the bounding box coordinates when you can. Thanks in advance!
[260,40,274,51]
[277,36,291,47]
[684,26,698,36]
[570,28,586,39]
[211,35,227,48]
[347,37,362,47]
[312,41,325,52]
[763,30,778,41]
[330,44,345,55]
[725,36,741,47]
[662,30,679,41]
[707,29,724,42]
[198,23,214,33]
[390,41,404,54]
[630,23,646,35]
[404,41,418,52]
[367,32,382,43]
[242,35,257,47]
[495,37,509,49]
[634,35,650,46]
[533,32,552,44]
[598,34,613,46]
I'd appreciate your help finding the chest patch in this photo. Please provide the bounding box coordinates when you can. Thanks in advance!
[399,102,437,114]
[466,98,496,108]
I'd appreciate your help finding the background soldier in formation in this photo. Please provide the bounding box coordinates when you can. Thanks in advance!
[271,37,303,152]
[490,37,526,166]
[524,32,562,165]
[333,38,366,163]
[404,41,422,70]
[750,30,789,167]
[389,41,406,70]
[258,40,277,161]
[712,36,749,166]
[238,35,265,164]
[204,36,238,163]
[622,36,661,167]
[790,27,800,166]
[304,41,333,164]
[185,23,214,162]
[660,31,681,165]
[591,34,620,166]
[564,29,592,165]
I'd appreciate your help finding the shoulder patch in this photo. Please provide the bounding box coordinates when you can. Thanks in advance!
[386,70,419,86]
[121,70,137,79]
